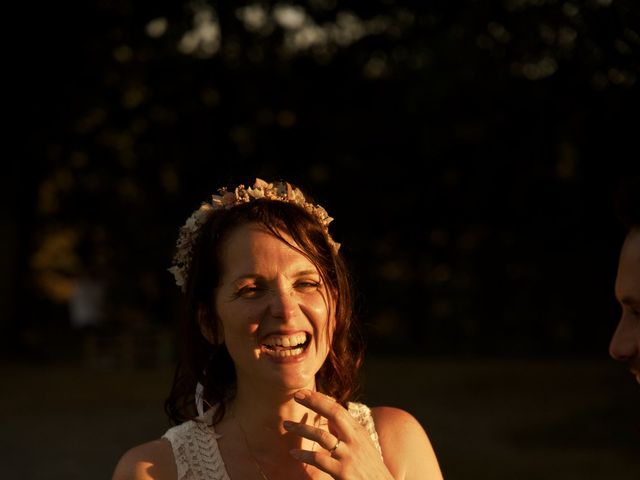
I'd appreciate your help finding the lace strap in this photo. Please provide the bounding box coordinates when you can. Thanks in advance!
[162,411,230,480]
[348,402,383,458]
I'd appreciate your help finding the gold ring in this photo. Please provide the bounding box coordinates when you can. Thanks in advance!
[329,438,341,453]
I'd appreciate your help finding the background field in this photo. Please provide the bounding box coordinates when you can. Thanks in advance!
[1,356,637,479]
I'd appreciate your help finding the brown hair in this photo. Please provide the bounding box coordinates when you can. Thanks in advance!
[165,193,363,425]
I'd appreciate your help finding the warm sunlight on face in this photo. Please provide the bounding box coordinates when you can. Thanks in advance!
[214,223,335,393]
[611,229,640,384]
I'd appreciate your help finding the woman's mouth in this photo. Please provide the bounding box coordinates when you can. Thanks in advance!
[260,332,311,358]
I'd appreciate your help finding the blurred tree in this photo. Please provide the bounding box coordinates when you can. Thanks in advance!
[12,0,640,358]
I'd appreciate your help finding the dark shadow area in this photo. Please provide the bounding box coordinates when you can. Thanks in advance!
[3,1,640,478]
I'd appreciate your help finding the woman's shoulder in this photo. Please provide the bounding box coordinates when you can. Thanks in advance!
[112,439,177,480]
[370,406,443,480]
[350,402,424,432]
[370,405,421,427]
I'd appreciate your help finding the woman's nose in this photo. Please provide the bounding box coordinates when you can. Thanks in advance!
[269,288,297,321]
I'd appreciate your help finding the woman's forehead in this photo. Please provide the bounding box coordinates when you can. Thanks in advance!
[220,223,318,277]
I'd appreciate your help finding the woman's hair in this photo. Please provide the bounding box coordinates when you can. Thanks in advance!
[165,194,363,425]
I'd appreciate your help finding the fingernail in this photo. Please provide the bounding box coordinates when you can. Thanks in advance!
[290,449,302,459]
[294,390,308,400]
[283,420,295,429]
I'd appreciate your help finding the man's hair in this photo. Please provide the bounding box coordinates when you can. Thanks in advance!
[614,176,640,231]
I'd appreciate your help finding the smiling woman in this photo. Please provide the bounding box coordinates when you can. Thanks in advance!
[112,179,442,480]
[212,224,338,398]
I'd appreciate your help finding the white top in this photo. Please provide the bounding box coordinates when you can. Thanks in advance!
[162,402,382,480]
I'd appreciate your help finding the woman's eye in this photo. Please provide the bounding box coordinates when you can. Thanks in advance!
[236,285,264,298]
[296,281,321,290]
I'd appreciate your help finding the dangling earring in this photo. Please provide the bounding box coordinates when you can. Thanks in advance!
[195,352,218,417]
[195,381,205,417]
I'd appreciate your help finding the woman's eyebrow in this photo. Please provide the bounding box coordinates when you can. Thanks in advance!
[231,273,262,283]
[291,269,320,278]
[232,269,319,282]
[233,269,319,282]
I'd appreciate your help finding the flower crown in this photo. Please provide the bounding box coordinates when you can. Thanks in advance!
[168,178,340,292]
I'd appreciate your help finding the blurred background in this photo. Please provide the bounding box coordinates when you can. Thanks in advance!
[3,0,639,478]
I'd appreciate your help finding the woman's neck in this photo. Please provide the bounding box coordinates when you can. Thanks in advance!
[229,380,321,456]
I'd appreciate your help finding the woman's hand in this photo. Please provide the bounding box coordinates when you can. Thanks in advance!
[284,389,395,480]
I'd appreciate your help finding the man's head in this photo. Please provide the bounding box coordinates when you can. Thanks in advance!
[610,177,640,383]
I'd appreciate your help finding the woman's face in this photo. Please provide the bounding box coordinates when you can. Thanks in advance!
[213,223,335,393]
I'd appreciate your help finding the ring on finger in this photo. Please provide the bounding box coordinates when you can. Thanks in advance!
[329,438,341,454]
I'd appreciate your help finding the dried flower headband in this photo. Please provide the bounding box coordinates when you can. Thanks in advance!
[168,178,340,292]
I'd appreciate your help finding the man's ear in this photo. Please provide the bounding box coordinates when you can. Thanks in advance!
[197,303,224,345]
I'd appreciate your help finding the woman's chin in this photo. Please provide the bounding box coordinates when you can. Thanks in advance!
[272,373,315,392]
[259,352,324,391]
[252,365,314,392]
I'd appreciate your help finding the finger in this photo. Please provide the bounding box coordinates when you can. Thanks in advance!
[283,421,341,453]
[293,390,355,439]
[290,448,341,477]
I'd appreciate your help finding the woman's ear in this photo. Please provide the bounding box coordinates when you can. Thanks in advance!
[197,303,224,345]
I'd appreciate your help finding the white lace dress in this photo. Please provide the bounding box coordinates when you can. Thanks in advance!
[162,402,382,480]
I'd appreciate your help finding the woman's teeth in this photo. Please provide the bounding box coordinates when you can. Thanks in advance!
[264,346,305,357]
[261,333,309,357]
